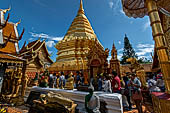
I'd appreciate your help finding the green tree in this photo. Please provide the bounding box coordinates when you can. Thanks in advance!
[121,34,138,64]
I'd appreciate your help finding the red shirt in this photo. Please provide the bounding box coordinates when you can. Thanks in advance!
[112,76,121,92]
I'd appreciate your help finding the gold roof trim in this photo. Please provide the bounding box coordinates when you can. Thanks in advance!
[0,59,23,64]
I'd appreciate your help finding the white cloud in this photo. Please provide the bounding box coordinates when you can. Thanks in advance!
[137,44,154,48]
[29,38,34,41]
[118,48,123,52]
[30,32,63,41]
[117,53,123,60]
[143,20,150,31]
[48,51,53,54]
[118,41,121,45]
[108,0,122,15]
[109,1,114,9]
[30,32,63,48]
[46,41,55,48]
[120,9,125,15]
[107,56,112,61]
[136,43,154,58]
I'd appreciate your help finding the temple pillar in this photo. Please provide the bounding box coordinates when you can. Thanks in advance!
[146,0,170,112]
[146,0,170,93]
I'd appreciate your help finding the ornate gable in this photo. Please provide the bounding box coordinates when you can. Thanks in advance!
[20,40,53,65]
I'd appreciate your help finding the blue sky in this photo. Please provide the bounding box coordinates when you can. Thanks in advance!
[0,0,154,62]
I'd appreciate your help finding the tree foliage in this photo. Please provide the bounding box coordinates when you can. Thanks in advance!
[121,35,138,64]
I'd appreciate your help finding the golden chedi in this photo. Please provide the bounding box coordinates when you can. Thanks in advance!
[50,0,108,78]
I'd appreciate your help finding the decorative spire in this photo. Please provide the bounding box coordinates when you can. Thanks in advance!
[111,42,117,60]
[112,42,115,48]
[78,0,84,15]
[1,7,11,14]
[15,19,21,26]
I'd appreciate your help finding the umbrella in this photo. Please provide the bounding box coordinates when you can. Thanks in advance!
[122,0,170,18]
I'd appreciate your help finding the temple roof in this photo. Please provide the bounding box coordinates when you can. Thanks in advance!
[3,22,19,40]
[20,39,42,54]
[0,41,17,54]
[63,0,97,40]
[19,39,53,64]
[0,22,20,54]
[0,52,24,63]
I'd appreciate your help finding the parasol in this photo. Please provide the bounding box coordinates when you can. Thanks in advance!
[122,0,170,18]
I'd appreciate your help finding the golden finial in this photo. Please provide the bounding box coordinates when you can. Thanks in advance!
[15,19,21,26]
[2,6,11,14]
[78,0,84,15]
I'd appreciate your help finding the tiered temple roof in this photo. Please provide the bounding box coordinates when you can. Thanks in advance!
[64,0,96,39]
[0,8,24,64]
[19,39,53,66]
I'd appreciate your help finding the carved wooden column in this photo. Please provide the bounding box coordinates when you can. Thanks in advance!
[146,0,170,93]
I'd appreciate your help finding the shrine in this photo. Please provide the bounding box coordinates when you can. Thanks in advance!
[19,39,53,78]
[49,0,109,79]
[109,42,121,77]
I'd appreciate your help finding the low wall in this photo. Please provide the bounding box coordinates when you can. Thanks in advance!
[30,87,123,113]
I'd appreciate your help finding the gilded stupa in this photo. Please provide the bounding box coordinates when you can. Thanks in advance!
[50,0,108,77]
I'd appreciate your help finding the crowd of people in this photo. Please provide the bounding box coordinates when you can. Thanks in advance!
[30,69,165,113]
[121,70,165,113]
[31,70,85,89]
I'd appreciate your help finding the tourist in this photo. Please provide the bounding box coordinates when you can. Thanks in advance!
[53,73,57,88]
[85,84,100,113]
[59,72,65,89]
[148,74,160,93]
[97,74,103,91]
[128,73,143,113]
[111,71,121,93]
[32,72,39,86]
[103,75,112,93]
[56,73,60,88]
[71,73,76,88]
[122,74,132,111]
[156,70,165,92]
[76,71,81,87]
[49,73,54,88]
[39,76,48,88]
[80,72,84,85]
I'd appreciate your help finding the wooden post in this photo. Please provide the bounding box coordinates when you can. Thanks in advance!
[146,0,170,93]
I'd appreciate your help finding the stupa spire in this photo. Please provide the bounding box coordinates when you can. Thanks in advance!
[78,0,84,15]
